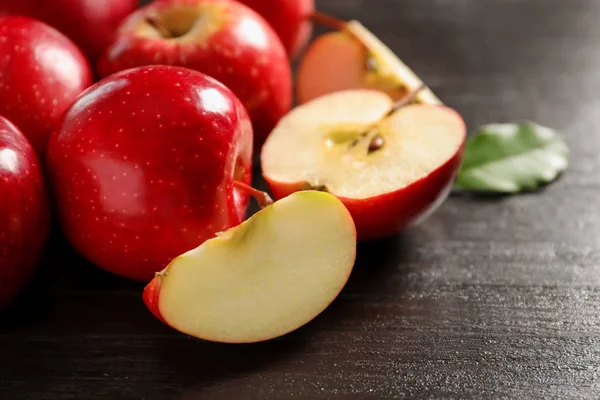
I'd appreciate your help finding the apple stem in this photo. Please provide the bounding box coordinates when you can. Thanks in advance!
[145,16,173,39]
[310,11,347,31]
[233,181,273,209]
[352,84,428,154]
[386,83,427,117]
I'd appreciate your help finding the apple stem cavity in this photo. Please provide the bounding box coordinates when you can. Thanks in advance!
[310,11,347,31]
[233,181,273,209]
[145,15,174,39]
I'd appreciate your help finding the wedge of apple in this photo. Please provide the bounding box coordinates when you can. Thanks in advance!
[143,190,357,343]
[296,18,441,106]
[261,89,466,240]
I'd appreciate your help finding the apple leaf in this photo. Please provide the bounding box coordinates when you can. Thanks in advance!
[454,122,569,193]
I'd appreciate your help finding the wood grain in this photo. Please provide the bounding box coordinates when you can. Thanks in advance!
[2,0,600,398]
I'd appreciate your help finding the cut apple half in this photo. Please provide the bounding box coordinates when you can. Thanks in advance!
[261,89,466,240]
[297,20,441,106]
[143,190,357,343]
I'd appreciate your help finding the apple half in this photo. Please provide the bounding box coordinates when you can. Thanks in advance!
[261,89,466,240]
[296,20,441,106]
[143,190,357,343]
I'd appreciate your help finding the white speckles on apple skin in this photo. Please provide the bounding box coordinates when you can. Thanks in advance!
[45,65,253,282]
[0,20,92,157]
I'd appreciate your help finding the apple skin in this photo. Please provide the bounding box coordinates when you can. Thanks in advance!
[0,0,138,60]
[46,65,254,282]
[238,0,315,58]
[0,116,50,310]
[143,276,168,326]
[263,107,467,240]
[0,16,93,158]
[98,0,292,149]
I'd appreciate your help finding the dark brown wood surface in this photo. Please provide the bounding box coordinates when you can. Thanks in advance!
[2,0,600,398]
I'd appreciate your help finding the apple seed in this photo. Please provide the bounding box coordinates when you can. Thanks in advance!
[367,134,385,153]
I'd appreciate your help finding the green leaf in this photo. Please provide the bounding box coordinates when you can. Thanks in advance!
[454,121,569,193]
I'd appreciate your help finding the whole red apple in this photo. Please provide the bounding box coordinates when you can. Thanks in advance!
[98,0,292,149]
[46,65,254,282]
[0,0,138,60]
[238,0,315,58]
[0,116,50,310]
[0,16,93,158]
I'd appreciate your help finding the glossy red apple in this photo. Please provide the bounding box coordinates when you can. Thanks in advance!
[0,0,139,60]
[261,89,466,240]
[0,16,93,158]
[238,0,314,58]
[46,65,253,282]
[97,0,292,149]
[0,116,50,310]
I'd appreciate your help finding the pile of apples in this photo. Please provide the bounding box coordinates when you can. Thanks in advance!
[0,0,466,343]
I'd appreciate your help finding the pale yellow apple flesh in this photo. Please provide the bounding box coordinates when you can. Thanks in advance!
[155,191,357,343]
[261,90,465,199]
[297,20,442,105]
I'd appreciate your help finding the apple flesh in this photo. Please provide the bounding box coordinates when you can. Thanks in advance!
[261,90,466,240]
[0,116,50,310]
[143,190,357,343]
[238,0,315,58]
[0,0,139,60]
[296,20,441,106]
[98,0,292,149]
[46,65,253,282]
[0,16,93,158]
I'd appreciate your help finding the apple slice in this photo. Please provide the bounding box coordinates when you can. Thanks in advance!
[296,18,441,106]
[143,190,357,343]
[261,89,466,240]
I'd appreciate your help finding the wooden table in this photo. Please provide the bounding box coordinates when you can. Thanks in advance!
[2,0,600,398]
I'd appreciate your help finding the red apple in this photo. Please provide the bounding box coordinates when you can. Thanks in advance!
[0,116,50,310]
[46,65,254,282]
[0,0,139,60]
[238,0,314,58]
[261,89,466,240]
[97,0,292,149]
[0,16,93,158]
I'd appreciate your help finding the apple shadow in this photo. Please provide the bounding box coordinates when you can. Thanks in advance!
[450,189,513,203]
[350,233,415,288]
[0,229,141,331]
[152,329,310,394]
[0,224,71,329]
